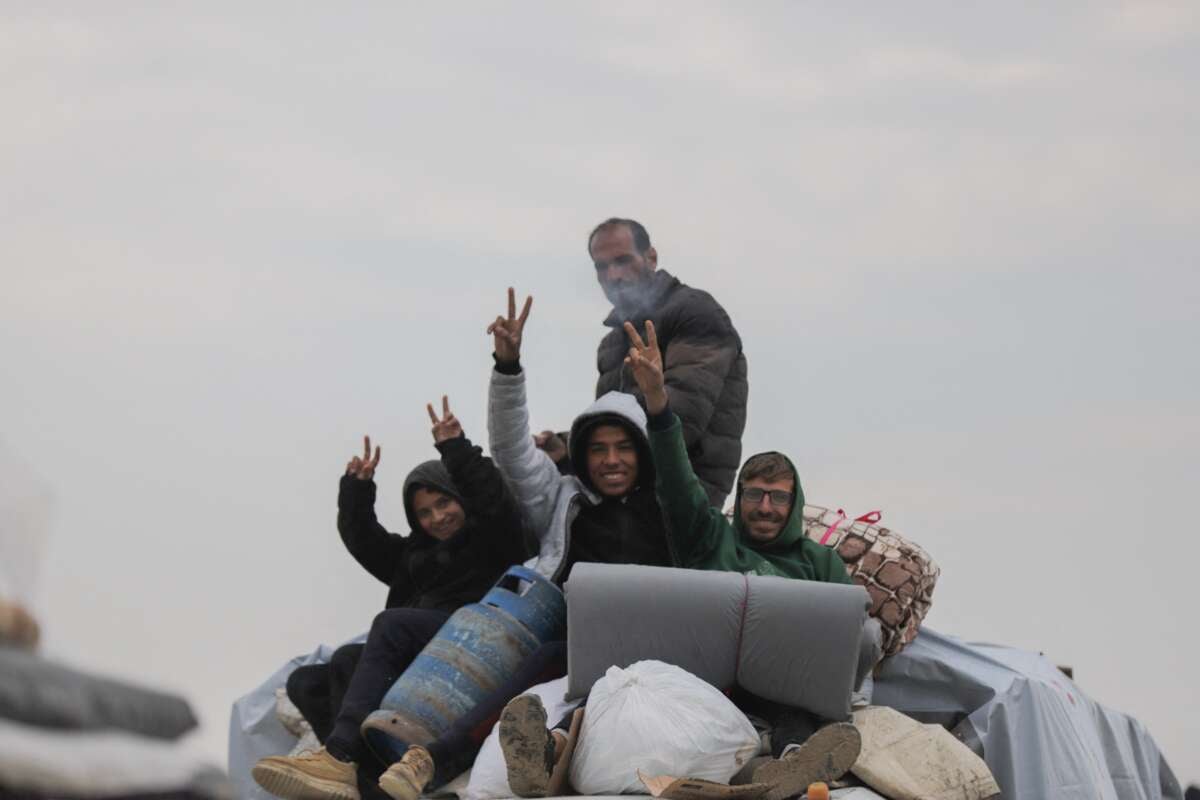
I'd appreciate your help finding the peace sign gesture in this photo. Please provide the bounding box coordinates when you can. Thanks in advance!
[346,435,381,481]
[427,395,464,443]
[487,287,533,365]
[623,320,668,415]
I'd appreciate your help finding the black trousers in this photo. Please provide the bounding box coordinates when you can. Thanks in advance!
[323,608,452,765]
[732,687,827,758]
[287,642,366,743]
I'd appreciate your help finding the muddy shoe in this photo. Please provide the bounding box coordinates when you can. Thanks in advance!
[753,723,861,800]
[252,747,360,800]
[500,694,558,797]
[378,745,435,800]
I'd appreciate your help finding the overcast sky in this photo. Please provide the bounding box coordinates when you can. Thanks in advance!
[2,1,1197,789]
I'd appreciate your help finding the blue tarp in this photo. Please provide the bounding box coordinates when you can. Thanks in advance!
[873,628,1182,800]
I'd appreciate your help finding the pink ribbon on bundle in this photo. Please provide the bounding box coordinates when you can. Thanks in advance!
[819,509,882,545]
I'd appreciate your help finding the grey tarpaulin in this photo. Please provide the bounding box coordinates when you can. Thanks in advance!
[227,634,365,800]
[564,563,871,721]
[872,627,1183,800]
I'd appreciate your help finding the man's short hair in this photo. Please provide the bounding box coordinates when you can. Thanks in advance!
[587,217,652,256]
[739,453,792,486]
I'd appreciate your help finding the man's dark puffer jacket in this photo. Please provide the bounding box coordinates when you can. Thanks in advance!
[595,269,748,508]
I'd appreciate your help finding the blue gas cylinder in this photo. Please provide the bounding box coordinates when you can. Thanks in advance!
[361,565,565,763]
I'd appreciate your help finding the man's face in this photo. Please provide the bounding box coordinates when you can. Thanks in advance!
[739,476,796,543]
[586,424,640,498]
[411,487,466,541]
[590,224,657,311]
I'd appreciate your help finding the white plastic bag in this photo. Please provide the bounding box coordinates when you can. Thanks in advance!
[461,677,580,800]
[569,660,760,795]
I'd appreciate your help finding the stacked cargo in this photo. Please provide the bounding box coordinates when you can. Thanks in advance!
[0,444,230,800]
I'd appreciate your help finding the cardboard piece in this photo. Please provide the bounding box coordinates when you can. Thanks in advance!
[639,770,772,800]
[547,707,584,796]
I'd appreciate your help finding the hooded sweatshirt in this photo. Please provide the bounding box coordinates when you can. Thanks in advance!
[646,409,850,583]
[336,435,530,612]
[488,365,674,584]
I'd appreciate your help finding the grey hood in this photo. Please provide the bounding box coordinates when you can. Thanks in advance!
[567,391,654,494]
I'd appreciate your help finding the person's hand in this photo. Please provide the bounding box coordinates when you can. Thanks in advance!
[346,435,381,480]
[624,320,668,415]
[534,430,568,463]
[427,395,464,443]
[487,287,532,365]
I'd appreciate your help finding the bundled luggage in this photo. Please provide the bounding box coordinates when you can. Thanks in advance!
[801,506,940,657]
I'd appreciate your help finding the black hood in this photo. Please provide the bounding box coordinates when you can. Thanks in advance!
[401,459,466,538]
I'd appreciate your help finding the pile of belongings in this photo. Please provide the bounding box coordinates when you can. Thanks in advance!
[0,445,231,800]
[0,641,231,800]
[232,510,1184,800]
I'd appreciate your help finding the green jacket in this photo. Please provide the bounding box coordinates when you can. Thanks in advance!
[648,410,851,584]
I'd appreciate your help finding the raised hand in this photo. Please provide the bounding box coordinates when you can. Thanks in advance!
[486,287,533,365]
[623,320,668,415]
[427,395,464,443]
[534,429,568,463]
[346,435,381,481]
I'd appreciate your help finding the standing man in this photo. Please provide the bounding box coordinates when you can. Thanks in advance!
[590,217,748,508]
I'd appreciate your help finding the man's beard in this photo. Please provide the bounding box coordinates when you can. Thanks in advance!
[748,509,786,526]
[607,277,661,319]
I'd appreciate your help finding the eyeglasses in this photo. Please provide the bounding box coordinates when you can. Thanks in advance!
[741,488,794,507]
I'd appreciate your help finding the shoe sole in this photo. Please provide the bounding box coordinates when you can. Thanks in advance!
[499,694,552,797]
[753,722,861,800]
[251,762,360,800]
[378,769,422,800]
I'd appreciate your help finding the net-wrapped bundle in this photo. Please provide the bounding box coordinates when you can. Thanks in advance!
[802,506,939,657]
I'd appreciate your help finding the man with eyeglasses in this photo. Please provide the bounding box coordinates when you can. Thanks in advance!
[626,320,850,585]
[625,318,859,795]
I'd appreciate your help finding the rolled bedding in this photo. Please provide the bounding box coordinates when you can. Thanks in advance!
[0,647,197,740]
[0,716,229,799]
[565,563,871,722]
